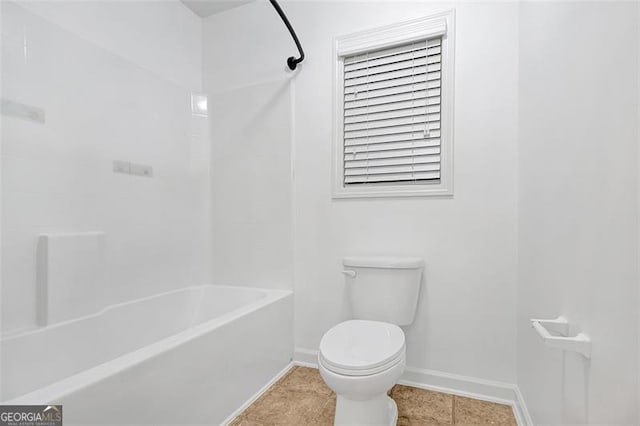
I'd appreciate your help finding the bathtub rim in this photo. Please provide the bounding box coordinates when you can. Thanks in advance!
[1,283,272,341]
[2,285,292,405]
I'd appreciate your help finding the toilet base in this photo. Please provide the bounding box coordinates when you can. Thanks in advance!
[334,393,398,426]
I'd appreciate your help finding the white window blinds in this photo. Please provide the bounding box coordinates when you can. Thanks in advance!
[343,37,442,185]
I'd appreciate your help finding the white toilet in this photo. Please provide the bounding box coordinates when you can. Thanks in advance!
[318,256,423,426]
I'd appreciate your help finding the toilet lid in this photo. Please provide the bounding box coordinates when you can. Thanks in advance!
[319,320,405,376]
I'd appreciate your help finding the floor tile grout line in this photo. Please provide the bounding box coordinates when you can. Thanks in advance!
[452,394,456,424]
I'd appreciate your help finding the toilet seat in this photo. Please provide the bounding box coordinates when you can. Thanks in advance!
[319,320,405,377]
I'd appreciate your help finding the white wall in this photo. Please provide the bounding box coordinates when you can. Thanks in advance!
[209,79,293,290]
[1,1,209,334]
[0,0,4,399]
[517,2,639,424]
[204,1,519,383]
[10,0,202,90]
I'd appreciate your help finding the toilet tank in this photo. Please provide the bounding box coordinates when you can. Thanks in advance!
[343,256,424,326]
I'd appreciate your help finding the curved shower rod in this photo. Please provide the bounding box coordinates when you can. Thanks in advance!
[269,0,305,70]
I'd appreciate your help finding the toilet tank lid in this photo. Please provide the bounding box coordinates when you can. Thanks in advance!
[343,256,424,269]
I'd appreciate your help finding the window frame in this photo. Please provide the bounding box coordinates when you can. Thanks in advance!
[332,10,455,199]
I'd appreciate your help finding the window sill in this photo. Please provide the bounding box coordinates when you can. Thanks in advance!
[332,184,453,199]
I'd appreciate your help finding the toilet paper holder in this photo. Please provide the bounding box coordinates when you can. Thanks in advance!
[530,316,592,359]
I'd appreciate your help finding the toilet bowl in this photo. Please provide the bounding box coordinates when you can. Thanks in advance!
[318,320,406,425]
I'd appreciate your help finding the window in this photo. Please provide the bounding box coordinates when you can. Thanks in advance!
[332,12,455,198]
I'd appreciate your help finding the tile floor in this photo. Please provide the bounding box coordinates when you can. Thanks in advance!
[229,366,517,425]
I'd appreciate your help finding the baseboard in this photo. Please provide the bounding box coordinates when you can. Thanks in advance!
[293,346,318,367]
[512,385,534,426]
[400,365,516,404]
[293,348,532,426]
[221,362,295,426]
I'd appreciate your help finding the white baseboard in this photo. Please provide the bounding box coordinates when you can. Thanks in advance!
[221,362,295,426]
[293,346,319,367]
[293,348,533,426]
[512,385,534,426]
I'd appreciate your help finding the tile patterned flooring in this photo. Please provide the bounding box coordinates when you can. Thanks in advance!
[230,366,517,425]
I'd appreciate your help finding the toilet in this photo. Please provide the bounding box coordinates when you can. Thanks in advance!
[318,256,424,426]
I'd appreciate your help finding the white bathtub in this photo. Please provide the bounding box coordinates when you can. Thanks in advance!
[1,285,293,425]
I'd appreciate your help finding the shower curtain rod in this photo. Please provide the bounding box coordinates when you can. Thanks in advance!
[269,0,305,70]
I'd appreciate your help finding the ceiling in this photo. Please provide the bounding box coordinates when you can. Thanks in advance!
[181,0,254,18]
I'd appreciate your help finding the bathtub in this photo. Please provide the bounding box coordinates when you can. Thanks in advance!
[1,285,293,425]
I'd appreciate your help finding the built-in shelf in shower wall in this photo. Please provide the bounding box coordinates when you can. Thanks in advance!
[1,99,46,124]
[37,232,106,326]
